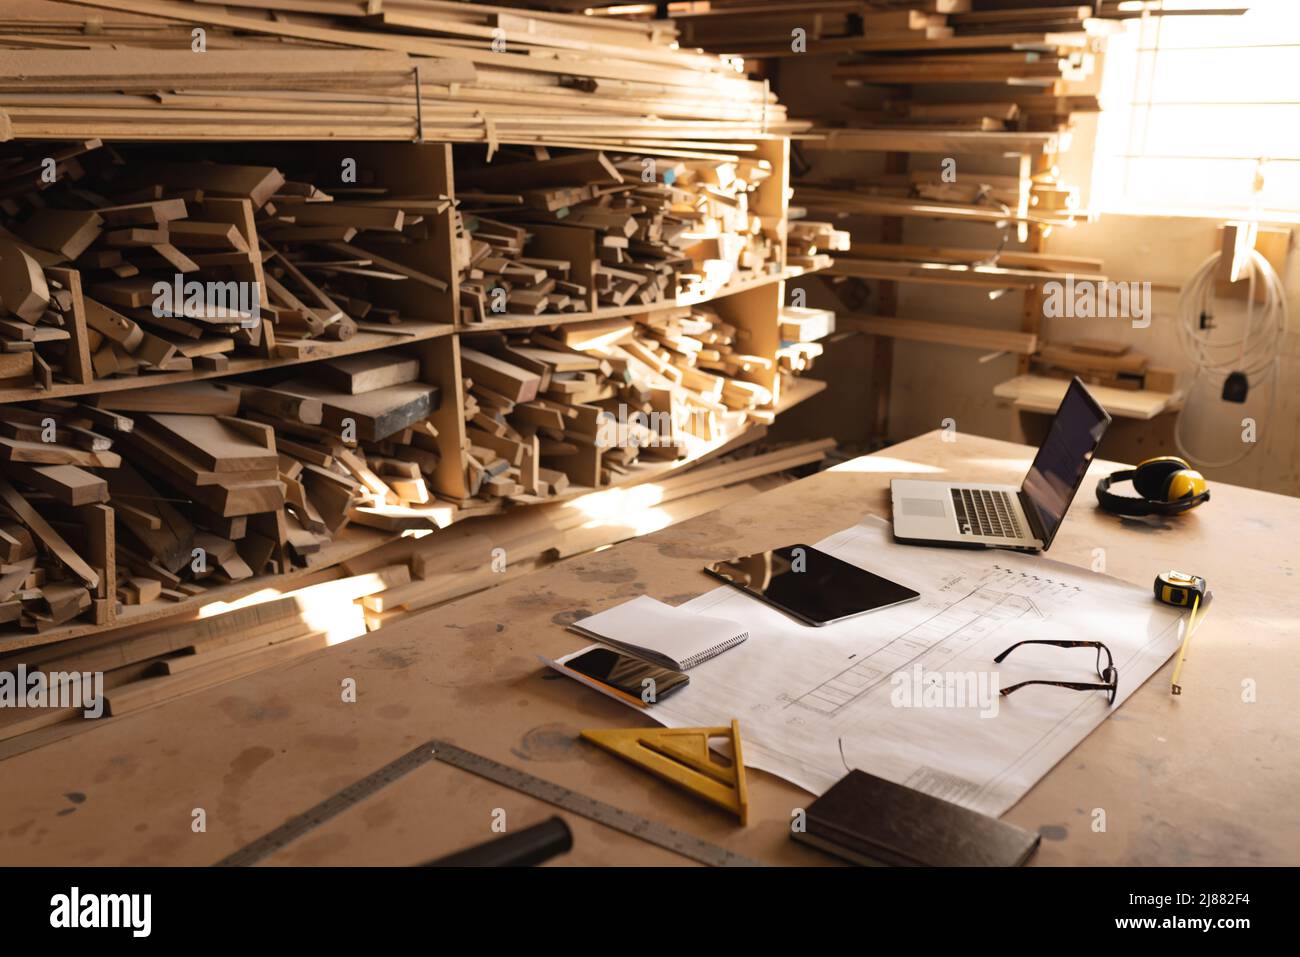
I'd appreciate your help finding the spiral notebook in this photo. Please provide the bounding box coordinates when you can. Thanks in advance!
[568,595,748,671]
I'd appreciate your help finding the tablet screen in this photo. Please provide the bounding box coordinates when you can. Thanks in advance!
[704,544,920,626]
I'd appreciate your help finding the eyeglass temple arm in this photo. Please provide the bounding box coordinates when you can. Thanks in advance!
[993,639,1105,663]
[1000,680,1113,697]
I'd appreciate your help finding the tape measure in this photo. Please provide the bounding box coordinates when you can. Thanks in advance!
[1154,570,1207,608]
[215,739,761,868]
[1153,571,1209,695]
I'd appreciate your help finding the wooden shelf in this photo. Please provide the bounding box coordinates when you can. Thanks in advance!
[459,266,817,334]
[0,132,815,651]
[3,367,830,655]
[840,315,1038,355]
[830,259,1060,288]
[994,374,1182,420]
[0,322,455,406]
[806,129,1061,156]
[0,271,819,405]
[352,370,830,533]
[797,190,1072,228]
[775,375,828,412]
[723,33,1093,59]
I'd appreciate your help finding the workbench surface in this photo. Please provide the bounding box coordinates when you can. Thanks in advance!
[2,431,1296,866]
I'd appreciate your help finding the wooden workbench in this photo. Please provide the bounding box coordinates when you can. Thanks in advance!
[2,431,1296,866]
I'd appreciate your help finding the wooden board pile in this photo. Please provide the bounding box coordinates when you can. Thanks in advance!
[1033,339,1176,394]
[828,242,1105,289]
[0,403,116,631]
[777,305,835,376]
[0,0,805,151]
[787,220,851,271]
[0,348,448,630]
[357,438,833,629]
[0,437,835,747]
[803,3,1108,155]
[654,1,1104,67]
[91,356,442,582]
[450,309,779,504]
[0,139,446,393]
[454,150,781,322]
[799,166,1083,218]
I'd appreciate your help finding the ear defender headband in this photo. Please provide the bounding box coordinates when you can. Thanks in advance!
[1096,456,1210,516]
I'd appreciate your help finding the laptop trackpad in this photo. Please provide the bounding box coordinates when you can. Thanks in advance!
[901,497,946,518]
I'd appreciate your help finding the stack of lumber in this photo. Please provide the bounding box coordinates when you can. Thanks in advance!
[828,242,1106,288]
[869,92,1102,136]
[0,0,806,152]
[355,437,834,628]
[100,358,443,570]
[794,3,1108,171]
[795,185,1076,229]
[780,305,836,344]
[0,140,446,392]
[0,403,116,631]
[802,167,1082,216]
[454,149,780,321]
[648,1,1102,59]
[0,351,447,626]
[0,436,833,750]
[1033,339,1176,394]
[776,305,835,376]
[831,48,1097,88]
[445,308,786,505]
[668,1,871,51]
[787,220,851,271]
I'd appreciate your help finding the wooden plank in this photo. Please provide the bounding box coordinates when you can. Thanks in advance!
[4,464,109,506]
[0,477,99,589]
[141,413,279,473]
[13,209,103,260]
[840,314,1038,355]
[0,437,119,468]
[45,267,94,385]
[807,129,1060,155]
[993,374,1177,420]
[315,352,420,395]
[459,348,541,403]
[269,379,440,442]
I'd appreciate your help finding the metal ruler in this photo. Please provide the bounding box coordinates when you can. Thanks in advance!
[215,739,762,868]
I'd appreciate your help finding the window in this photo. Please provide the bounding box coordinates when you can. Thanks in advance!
[1091,0,1300,220]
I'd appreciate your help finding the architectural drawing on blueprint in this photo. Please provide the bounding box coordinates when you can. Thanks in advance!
[790,565,1074,716]
[645,518,1184,816]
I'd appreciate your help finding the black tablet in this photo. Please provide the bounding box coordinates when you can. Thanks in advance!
[703,544,920,627]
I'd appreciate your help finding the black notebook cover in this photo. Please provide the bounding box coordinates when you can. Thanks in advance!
[793,769,1041,867]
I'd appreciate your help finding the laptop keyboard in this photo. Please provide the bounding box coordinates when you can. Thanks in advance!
[951,488,1024,539]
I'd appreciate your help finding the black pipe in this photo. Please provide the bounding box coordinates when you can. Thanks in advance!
[421,816,573,867]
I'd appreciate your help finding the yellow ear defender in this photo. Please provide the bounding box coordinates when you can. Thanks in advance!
[1096,456,1210,517]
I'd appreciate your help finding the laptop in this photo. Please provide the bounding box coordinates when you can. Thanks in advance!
[891,377,1111,552]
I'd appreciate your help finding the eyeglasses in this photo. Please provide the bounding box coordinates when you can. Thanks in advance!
[993,640,1118,705]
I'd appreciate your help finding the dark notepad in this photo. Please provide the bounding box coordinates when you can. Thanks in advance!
[793,770,1040,867]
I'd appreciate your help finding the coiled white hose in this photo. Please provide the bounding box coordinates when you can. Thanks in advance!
[1173,246,1288,468]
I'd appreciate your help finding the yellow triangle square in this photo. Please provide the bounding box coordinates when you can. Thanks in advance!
[580,719,749,825]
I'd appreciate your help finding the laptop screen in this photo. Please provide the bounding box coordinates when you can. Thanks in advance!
[1021,378,1111,547]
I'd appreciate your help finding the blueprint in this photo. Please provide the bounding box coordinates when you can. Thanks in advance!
[647,517,1185,816]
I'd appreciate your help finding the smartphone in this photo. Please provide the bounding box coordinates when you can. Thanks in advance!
[561,646,689,705]
[704,543,920,626]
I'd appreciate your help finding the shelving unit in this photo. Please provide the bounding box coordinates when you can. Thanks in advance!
[0,131,831,651]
